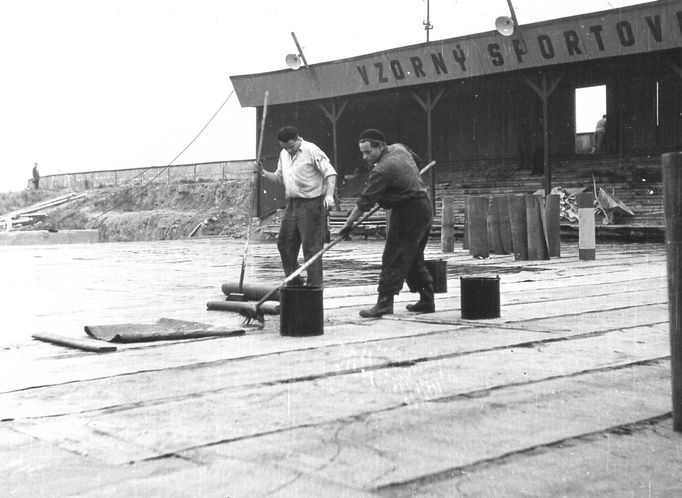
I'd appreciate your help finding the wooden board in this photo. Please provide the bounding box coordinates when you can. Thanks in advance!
[32,333,117,353]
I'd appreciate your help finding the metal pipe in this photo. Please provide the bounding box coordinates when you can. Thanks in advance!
[290,32,308,67]
[506,0,519,28]
[423,0,433,42]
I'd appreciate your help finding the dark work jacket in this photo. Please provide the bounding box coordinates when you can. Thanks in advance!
[356,144,428,211]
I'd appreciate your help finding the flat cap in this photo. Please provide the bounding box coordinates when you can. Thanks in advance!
[358,128,387,143]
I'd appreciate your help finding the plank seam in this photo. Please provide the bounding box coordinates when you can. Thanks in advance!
[371,412,673,495]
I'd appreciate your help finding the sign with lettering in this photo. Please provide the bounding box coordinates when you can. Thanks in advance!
[231,2,682,107]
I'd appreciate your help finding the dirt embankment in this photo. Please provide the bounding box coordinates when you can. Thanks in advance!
[1,180,260,242]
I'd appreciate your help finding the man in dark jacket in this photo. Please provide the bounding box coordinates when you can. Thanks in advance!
[340,129,434,317]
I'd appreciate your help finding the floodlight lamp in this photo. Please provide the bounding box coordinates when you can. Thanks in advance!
[495,16,515,36]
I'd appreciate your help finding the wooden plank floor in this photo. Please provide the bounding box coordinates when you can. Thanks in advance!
[1,238,680,497]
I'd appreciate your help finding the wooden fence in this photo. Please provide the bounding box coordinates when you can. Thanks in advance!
[36,160,255,191]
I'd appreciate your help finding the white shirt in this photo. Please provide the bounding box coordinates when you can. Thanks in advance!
[275,139,336,198]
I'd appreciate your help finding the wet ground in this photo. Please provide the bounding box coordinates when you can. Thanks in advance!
[1,236,550,347]
[2,236,680,497]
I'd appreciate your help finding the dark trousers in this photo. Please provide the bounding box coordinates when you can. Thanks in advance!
[378,195,433,295]
[277,196,326,287]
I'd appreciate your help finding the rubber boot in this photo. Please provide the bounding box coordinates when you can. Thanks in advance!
[359,293,394,318]
[406,283,435,313]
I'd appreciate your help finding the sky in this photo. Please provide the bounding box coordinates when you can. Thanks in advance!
[0,0,645,192]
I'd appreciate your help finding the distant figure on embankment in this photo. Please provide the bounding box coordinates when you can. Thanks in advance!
[32,163,40,190]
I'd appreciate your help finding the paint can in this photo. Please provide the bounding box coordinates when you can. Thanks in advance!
[460,275,500,319]
[280,285,324,337]
[425,259,448,293]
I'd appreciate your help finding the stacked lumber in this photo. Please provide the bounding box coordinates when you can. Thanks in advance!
[0,192,86,231]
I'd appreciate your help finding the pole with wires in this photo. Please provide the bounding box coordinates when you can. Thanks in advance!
[423,0,433,42]
[87,90,236,228]
[231,91,269,300]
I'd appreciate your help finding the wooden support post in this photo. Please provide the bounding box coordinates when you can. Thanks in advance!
[541,85,550,194]
[662,152,682,432]
[525,73,564,195]
[412,88,445,214]
[546,194,561,257]
[508,194,528,261]
[319,100,347,209]
[441,195,455,253]
[577,192,596,260]
[468,196,489,259]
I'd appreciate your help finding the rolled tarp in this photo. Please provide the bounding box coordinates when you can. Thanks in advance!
[508,194,528,261]
[221,282,281,301]
[463,195,471,250]
[545,194,561,257]
[526,194,549,260]
[488,197,502,254]
[207,300,280,315]
[492,195,512,255]
[468,196,489,259]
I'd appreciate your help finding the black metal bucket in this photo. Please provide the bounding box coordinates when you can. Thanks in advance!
[280,286,324,337]
[460,276,500,319]
[425,259,448,293]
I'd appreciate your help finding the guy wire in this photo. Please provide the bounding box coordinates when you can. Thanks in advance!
[83,89,235,226]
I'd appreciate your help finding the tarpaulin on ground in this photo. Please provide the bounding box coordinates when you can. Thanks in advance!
[84,318,245,343]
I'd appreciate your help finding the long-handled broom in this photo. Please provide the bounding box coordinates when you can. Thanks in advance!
[227,91,269,301]
[229,160,437,326]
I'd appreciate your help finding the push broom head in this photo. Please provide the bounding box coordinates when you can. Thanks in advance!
[239,304,265,327]
[211,300,266,328]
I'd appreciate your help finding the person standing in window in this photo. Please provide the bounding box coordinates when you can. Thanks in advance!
[592,114,607,153]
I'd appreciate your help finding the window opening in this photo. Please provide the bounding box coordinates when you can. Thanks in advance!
[575,85,606,154]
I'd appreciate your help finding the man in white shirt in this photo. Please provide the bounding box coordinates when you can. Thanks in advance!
[259,126,336,287]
